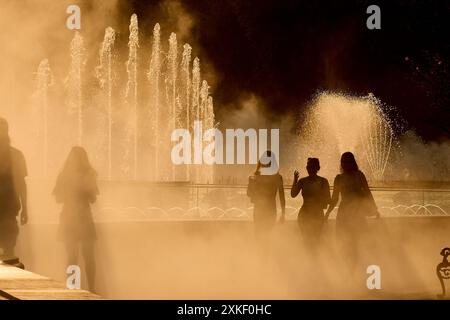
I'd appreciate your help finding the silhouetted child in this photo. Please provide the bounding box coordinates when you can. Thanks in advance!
[291,158,330,253]
[0,118,28,262]
[53,146,99,292]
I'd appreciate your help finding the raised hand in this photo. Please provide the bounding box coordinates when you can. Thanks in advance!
[293,170,299,181]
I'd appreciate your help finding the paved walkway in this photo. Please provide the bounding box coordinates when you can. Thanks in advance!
[0,263,100,300]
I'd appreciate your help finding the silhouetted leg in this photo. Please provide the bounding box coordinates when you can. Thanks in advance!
[342,219,364,273]
[254,221,268,260]
[65,241,79,267]
[298,219,315,265]
[82,241,96,293]
[254,215,275,266]
[1,218,18,258]
[3,243,15,257]
[336,220,358,288]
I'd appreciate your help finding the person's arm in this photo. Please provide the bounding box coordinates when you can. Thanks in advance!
[360,171,380,218]
[88,179,99,204]
[14,152,28,225]
[291,170,301,197]
[278,175,286,222]
[247,176,254,199]
[325,176,340,220]
[279,175,286,213]
[18,176,28,225]
[322,178,331,208]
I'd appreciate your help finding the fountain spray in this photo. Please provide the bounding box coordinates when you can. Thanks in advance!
[148,23,161,181]
[34,59,52,176]
[96,27,116,180]
[181,44,192,180]
[66,31,85,146]
[167,32,178,180]
[126,14,139,180]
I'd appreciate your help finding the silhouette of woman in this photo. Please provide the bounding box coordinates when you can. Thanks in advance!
[291,158,330,252]
[247,151,285,245]
[325,152,379,269]
[53,146,99,292]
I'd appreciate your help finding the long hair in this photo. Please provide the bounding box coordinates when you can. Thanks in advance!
[61,146,96,178]
[54,146,98,201]
[340,152,359,173]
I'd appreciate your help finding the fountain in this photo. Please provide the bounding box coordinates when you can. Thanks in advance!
[180,43,192,180]
[32,59,52,175]
[299,92,394,181]
[147,23,162,181]
[96,27,116,180]
[30,14,215,183]
[65,31,85,146]
[125,14,139,180]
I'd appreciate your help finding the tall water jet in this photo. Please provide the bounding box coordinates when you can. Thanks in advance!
[96,27,116,180]
[167,32,178,180]
[200,80,209,120]
[33,59,52,175]
[66,31,85,146]
[192,58,201,122]
[300,92,394,181]
[181,44,192,130]
[191,58,201,182]
[28,15,215,183]
[199,80,209,183]
[180,44,192,180]
[148,23,161,181]
[204,96,215,183]
[126,14,139,179]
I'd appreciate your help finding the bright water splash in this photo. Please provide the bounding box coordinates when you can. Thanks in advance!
[301,92,394,181]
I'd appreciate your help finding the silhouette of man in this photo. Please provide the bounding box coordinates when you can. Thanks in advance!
[0,117,28,260]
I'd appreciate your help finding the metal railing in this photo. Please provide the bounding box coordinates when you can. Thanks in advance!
[26,179,450,222]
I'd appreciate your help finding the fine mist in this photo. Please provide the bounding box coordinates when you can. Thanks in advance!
[0,0,448,301]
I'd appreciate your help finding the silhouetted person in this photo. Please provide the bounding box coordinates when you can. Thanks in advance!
[0,118,28,261]
[247,151,285,254]
[325,152,379,270]
[53,146,99,292]
[291,158,330,253]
